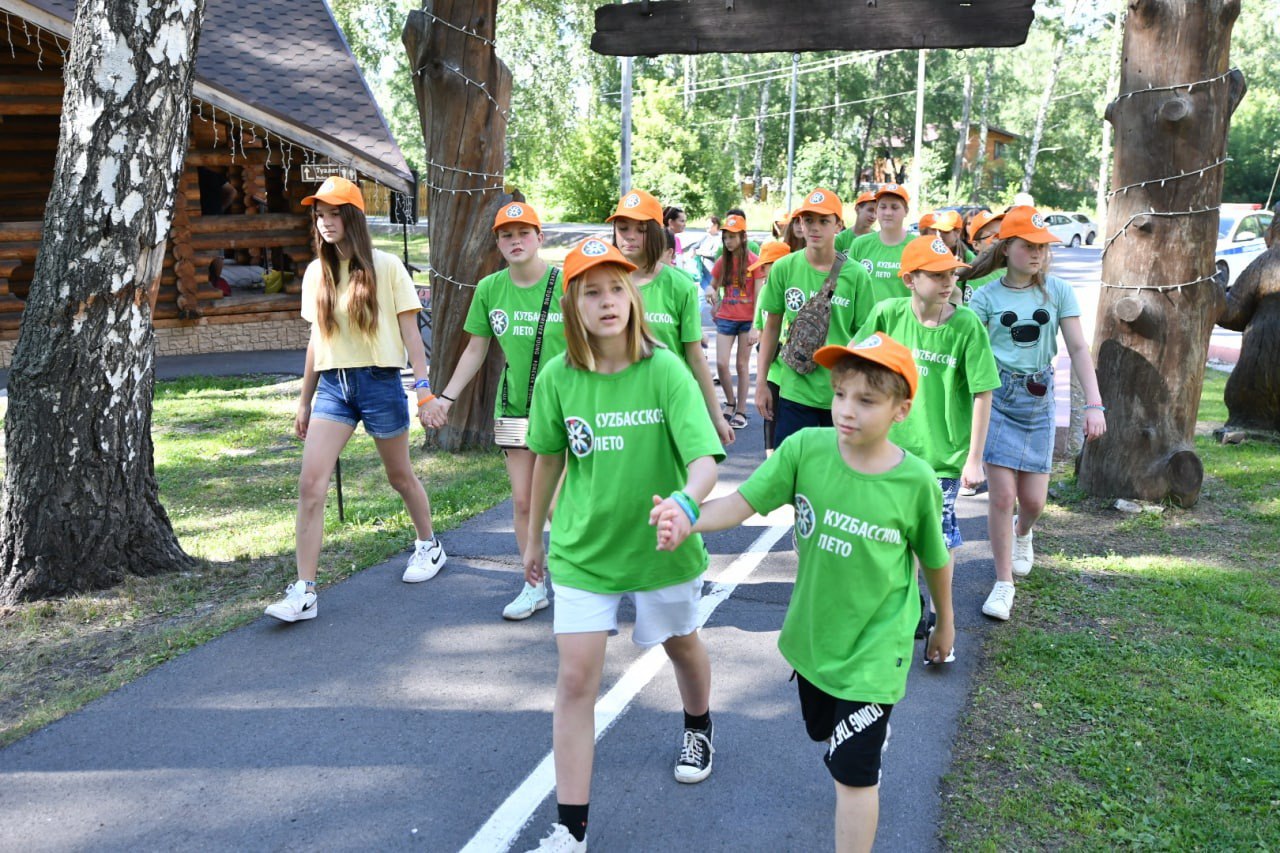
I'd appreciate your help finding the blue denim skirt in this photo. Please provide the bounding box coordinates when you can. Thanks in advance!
[983,366,1055,474]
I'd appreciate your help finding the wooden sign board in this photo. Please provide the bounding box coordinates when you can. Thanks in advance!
[301,163,358,183]
[593,0,1036,56]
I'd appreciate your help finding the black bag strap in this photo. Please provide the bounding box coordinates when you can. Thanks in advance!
[502,267,559,415]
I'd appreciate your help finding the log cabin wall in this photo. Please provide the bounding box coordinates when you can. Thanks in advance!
[0,22,321,367]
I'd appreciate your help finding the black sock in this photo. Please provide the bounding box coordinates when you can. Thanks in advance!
[684,710,711,731]
[558,803,588,842]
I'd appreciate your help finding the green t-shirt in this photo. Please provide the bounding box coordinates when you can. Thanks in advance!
[737,429,950,703]
[848,232,912,304]
[640,265,703,360]
[961,269,1002,304]
[757,250,877,409]
[463,267,566,418]
[526,348,726,594]
[753,279,785,386]
[855,299,1001,478]
[834,227,857,255]
[967,274,1080,374]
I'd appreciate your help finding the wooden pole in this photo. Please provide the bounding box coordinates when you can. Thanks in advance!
[620,56,633,194]
[1077,0,1245,506]
[911,49,926,209]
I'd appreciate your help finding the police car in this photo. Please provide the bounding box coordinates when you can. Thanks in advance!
[1215,207,1273,288]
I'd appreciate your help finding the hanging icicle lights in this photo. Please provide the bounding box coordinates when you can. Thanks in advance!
[1,8,69,69]
[1098,71,1240,294]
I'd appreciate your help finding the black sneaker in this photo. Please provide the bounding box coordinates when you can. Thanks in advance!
[674,721,714,784]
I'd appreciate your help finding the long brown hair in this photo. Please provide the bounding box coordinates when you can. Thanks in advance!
[561,262,655,371]
[312,203,379,339]
[960,236,1050,298]
[718,230,749,292]
[613,218,666,274]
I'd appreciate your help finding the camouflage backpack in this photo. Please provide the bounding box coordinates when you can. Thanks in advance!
[779,252,847,375]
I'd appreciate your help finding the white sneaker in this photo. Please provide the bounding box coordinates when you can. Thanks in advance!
[402,537,446,583]
[1012,516,1034,577]
[527,823,586,852]
[264,580,317,623]
[502,582,549,620]
[982,581,1016,621]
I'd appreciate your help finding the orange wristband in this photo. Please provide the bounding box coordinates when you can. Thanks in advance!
[416,394,436,408]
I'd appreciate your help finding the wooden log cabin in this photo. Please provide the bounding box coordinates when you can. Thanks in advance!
[0,0,415,368]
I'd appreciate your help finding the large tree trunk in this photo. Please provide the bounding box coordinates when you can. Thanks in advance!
[1078,0,1244,506]
[1218,243,1280,432]
[0,0,204,603]
[1094,0,1126,224]
[403,1,512,450]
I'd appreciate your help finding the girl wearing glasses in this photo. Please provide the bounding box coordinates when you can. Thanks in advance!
[965,206,1106,622]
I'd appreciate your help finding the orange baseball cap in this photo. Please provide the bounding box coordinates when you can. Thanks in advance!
[794,188,844,219]
[917,212,937,232]
[562,237,637,282]
[854,191,878,208]
[748,241,791,272]
[998,206,1059,244]
[875,183,910,207]
[722,214,747,233]
[898,235,970,278]
[967,210,1003,242]
[606,189,663,224]
[301,176,365,212]
[773,208,791,228]
[814,332,919,399]
[493,201,541,232]
[932,210,963,232]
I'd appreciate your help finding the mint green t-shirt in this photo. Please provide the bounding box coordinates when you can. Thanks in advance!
[855,299,1001,478]
[758,250,877,409]
[848,232,912,304]
[640,265,703,361]
[967,274,1080,374]
[463,267,566,418]
[526,348,725,594]
[737,429,950,703]
[961,269,1002,304]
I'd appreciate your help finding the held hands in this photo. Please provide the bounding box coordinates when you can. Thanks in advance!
[650,494,693,552]
[422,396,452,429]
[1083,408,1107,441]
[523,540,547,585]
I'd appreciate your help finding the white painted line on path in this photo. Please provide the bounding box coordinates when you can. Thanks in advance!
[459,521,792,853]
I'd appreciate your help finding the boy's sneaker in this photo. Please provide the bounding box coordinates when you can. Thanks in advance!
[264,580,317,623]
[982,581,1016,621]
[503,582,549,620]
[1011,517,1034,577]
[527,824,586,852]
[402,537,446,583]
[674,720,714,784]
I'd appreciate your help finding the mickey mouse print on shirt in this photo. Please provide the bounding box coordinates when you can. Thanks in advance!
[999,308,1051,346]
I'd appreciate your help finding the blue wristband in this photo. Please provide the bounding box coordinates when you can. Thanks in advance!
[413,379,431,390]
[670,490,699,525]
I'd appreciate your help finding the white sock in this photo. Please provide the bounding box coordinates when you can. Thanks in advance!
[416,537,434,548]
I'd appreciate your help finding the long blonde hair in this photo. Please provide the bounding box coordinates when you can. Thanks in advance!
[312,203,379,339]
[561,262,656,371]
[960,236,1050,298]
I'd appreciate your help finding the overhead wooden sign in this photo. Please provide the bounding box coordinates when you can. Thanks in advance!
[593,0,1036,56]
[301,163,358,183]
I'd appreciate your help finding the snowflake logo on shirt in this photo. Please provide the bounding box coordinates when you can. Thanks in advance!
[489,310,510,336]
[861,259,874,275]
[784,287,807,312]
[794,494,816,539]
[566,416,594,457]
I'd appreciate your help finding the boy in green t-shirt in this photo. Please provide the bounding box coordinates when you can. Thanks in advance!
[654,333,954,853]
[847,184,913,304]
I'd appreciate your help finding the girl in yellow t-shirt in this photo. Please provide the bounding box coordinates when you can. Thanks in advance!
[264,177,444,624]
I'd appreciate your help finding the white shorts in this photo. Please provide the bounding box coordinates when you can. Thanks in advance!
[552,575,703,648]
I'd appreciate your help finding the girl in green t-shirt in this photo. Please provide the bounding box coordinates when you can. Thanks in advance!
[522,238,725,851]
[423,201,564,623]
[608,189,734,447]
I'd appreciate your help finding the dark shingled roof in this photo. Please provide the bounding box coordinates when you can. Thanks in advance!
[24,0,412,191]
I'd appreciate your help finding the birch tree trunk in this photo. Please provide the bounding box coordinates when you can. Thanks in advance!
[751,77,771,201]
[1078,0,1244,506]
[971,51,993,202]
[0,0,205,603]
[403,1,511,450]
[951,56,974,195]
[1020,3,1077,195]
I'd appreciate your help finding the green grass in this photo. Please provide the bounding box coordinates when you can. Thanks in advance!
[943,372,1280,850]
[0,374,508,746]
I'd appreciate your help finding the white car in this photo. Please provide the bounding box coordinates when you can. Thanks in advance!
[1215,209,1272,288]
[1043,212,1098,247]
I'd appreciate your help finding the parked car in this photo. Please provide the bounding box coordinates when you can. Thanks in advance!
[1043,212,1097,247]
[1215,209,1273,288]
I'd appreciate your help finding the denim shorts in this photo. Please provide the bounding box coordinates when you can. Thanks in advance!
[311,366,410,439]
[983,367,1055,473]
[938,477,962,549]
[714,318,754,337]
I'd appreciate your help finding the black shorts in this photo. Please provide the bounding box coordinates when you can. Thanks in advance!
[794,671,893,788]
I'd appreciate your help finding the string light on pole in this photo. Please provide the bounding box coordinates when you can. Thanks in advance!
[1106,157,1231,199]
[426,263,476,290]
[419,10,497,49]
